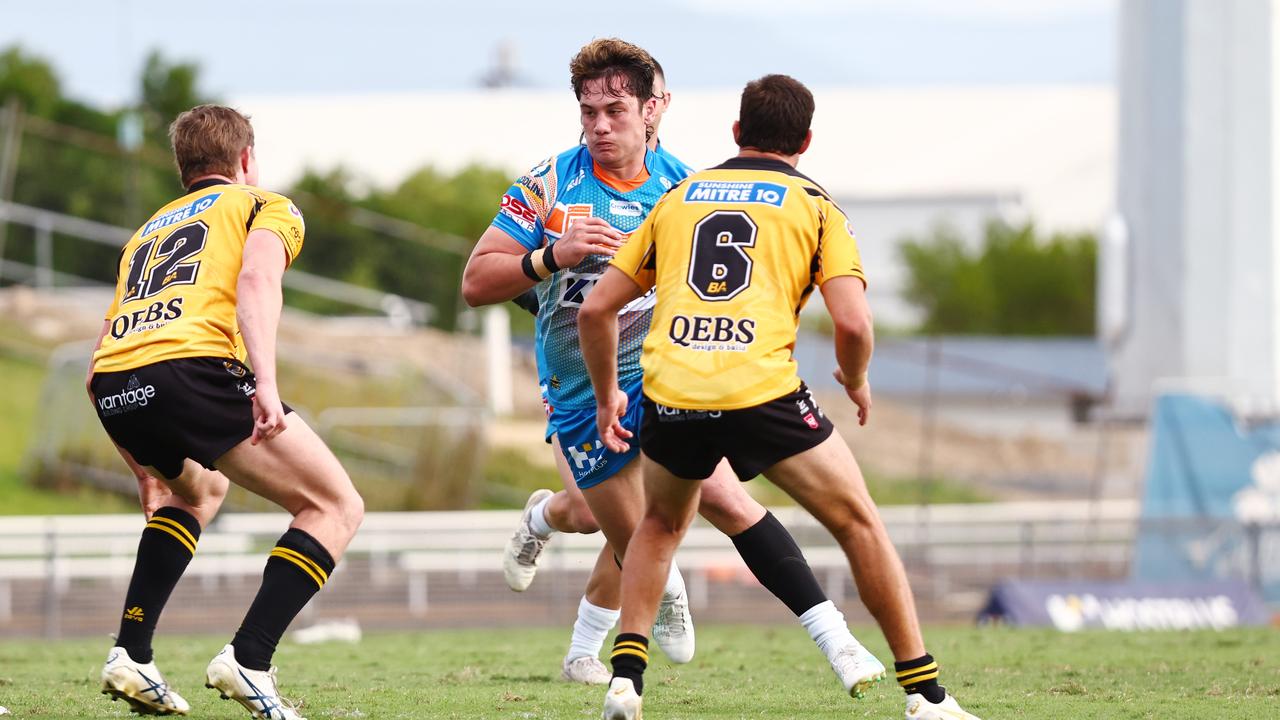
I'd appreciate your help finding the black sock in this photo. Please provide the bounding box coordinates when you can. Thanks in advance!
[115,507,201,663]
[231,528,335,671]
[896,654,946,704]
[730,512,828,616]
[610,633,649,695]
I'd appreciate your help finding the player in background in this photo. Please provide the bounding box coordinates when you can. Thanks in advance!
[89,105,363,719]
[465,41,884,699]
[582,75,982,720]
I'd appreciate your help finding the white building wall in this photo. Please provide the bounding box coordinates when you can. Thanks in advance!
[1113,0,1280,409]
[1273,4,1280,399]
[1113,0,1188,405]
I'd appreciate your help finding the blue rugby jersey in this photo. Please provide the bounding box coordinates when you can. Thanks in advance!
[490,144,692,409]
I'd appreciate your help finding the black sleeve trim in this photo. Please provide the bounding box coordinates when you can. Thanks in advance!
[245,197,264,234]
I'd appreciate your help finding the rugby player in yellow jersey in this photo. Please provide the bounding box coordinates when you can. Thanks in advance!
[88,105,363,719]
[497,57,883,696]
[468,40,885,699]
[581,75,982,720]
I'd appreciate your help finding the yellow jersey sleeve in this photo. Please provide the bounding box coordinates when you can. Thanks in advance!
[815,201,866,288]
[610,208,659,292]
[249,193,305,266]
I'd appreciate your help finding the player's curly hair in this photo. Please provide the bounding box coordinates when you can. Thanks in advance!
[736,75,814,156]
[169,105,255,188]
[569,38,656,106]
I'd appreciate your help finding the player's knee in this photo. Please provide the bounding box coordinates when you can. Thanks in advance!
[644,509,691,540]
[339,489,365,536]
[824,494,884,542]
[196,477,228,511]
[306,481,363,539]
[565,498,599,534]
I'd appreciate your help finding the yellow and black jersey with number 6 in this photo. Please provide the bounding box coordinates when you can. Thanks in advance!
[92,178,305,373]
[611,156,866,411]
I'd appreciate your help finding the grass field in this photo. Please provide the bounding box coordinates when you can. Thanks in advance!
[0,353,134,515]
[1,626,1276,719]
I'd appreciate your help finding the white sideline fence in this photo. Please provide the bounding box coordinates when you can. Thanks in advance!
[0,501,1149,638]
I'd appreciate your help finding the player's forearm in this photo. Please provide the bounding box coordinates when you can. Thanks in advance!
[236,267,283,385]
[580,305,621,398]
[461,251,541,307]
[832,313,874,388]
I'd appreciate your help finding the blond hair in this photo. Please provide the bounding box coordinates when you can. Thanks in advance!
[168,105,254,187]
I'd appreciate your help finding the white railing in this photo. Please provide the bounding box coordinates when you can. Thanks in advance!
[0,199,434,324]
[0,502,1147,637]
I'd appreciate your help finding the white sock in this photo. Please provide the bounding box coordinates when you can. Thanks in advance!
[566,596,620,661]
[662,561,686,599]
[528,496,555,538]
[799,600,857,659]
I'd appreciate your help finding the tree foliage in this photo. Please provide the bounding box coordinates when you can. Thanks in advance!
[0,45,507,330]
[898,220,1096,335]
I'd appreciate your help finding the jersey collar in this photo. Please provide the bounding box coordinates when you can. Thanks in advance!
[187,177,232,193]
[711,156,829,195]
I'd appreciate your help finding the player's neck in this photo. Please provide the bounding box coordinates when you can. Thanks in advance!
[185,173,240,191]
[736,148,800,168]
[594,151,648,184]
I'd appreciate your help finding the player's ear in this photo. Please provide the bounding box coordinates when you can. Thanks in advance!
[797,130,812,155]
[732,121,741,146]
[641,95,659,125]
[240,146,259,186]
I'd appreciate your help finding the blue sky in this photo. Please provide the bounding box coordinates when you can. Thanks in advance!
[1,0,1115,107]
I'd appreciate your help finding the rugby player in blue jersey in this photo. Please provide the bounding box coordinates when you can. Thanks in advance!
[461,39,884,699]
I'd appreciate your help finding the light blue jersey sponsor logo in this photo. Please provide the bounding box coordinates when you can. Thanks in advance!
[684,181,787,207]
[143,193,222,236]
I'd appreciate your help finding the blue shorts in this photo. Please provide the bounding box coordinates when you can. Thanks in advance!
[549,381,644,490]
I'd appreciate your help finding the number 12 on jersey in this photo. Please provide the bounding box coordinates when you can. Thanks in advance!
[122,222,209,303]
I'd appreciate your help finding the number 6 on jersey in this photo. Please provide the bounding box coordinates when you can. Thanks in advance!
[687,210,757,301]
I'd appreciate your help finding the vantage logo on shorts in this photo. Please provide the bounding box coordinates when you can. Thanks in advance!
[654,404,722,422]
[684,181,787,207]
[97,375,157,416]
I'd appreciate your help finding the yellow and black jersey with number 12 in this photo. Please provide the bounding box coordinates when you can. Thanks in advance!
[611,156,866,411]
[92,179,305,374]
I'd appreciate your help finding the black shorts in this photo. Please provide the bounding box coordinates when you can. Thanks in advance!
[90,357,292,480]
[639,381,834,481]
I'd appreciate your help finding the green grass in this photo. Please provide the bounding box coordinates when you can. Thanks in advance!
[1,626,1275,719]
[482,446,987,508]
[0,353,134,515]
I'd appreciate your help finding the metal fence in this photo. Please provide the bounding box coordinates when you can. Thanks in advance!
[0,500,1184,639]
[0,198,433,324]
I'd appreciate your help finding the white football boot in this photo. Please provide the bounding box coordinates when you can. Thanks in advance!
[101,646,190,715]
[651,589,695,664]
[205,645,306,720]
[905,692,982,720]
[562,655,613,685]
[503,488,554,591]
[828,641,886,699]
[601,677,643,720]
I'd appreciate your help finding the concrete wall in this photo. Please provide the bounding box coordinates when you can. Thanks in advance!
[1112,0,1280,411]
